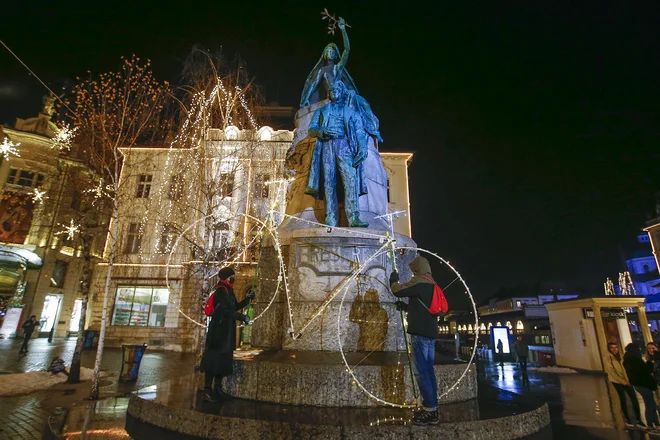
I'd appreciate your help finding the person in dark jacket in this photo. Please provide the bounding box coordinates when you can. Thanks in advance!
[200,267,254,402]
[390,256,440,426]
[623,343,659,429]
[513,335,529,371]
[646,342,660,384]
[19,315,38,354]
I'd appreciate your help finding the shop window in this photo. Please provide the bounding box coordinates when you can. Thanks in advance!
[135,174,153,198]
[111,286,169,327]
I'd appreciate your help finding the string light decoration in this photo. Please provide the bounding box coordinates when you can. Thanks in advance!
[57,219,81,241]
[32,188,47,204]
[85,178,111,204]
[51,123,78,151]
[1,137,20,159]
[152,172,479,409]
[336,244,478,408]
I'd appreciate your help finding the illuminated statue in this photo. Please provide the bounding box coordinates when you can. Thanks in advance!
[299,17,383,143]
[305,79,369,227]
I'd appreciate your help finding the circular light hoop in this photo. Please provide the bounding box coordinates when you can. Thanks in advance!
[336,244,478,408]
[164,211,283,329]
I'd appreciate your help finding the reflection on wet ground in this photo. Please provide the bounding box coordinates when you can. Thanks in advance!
[480,360,658,439]
[52,350,660,439]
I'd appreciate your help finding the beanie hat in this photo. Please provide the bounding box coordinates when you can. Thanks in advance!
[217,267,235,281]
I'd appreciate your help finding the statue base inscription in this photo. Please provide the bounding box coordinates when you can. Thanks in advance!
[252,228,416,351]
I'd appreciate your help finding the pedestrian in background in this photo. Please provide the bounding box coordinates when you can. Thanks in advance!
[19,315,38,354]
[623,343,659,430]
[513,335,529,371]
[603,342,643,429]
[496,339,504,366]
[645,342,660,384]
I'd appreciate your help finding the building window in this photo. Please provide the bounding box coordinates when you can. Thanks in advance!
[123,223,143,254]
[111,286,169,327]
[70,190,82,211]
[516,320,524,332]
[534,335,550,345]
[7,168,44,188]
[50,260,68,288]
[136,175,153,198]
[255,174,270,199]
[158,223,177,254]
[220,173,234,196]
[168,174,184,201]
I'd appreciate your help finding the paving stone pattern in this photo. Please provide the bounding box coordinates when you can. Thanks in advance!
[0,338,196,439]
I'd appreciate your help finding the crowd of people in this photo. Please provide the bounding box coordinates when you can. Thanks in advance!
[603,341,660,431]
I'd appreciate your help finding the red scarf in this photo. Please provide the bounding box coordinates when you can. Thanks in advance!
[217,279,233,289]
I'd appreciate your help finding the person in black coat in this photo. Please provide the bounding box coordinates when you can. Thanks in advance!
[623,343,659,429]
[19,315,38,354]
[200,267,254,402]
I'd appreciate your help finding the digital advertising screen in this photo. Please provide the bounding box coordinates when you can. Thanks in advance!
[492,327,510,354]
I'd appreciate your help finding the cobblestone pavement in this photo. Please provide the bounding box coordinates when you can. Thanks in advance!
[0,338,196,439]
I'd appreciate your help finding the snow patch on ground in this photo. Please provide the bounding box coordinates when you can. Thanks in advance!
[527,366,578,374]
[0,368,107,396]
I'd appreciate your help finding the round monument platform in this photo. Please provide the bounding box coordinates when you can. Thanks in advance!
[125,372,550,440]
[225,349,477,406]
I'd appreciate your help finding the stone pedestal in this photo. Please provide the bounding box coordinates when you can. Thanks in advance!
[252,228,417,352]
[281,102,390,231]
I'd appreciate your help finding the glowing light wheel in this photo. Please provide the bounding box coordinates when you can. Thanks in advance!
[336,245,478,408]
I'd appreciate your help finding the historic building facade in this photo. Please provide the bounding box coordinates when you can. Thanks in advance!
[86,126,414,352]
[0,107,107,339]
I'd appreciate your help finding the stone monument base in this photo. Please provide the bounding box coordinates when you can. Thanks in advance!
[225,349,476,407]
[125,371,551,440]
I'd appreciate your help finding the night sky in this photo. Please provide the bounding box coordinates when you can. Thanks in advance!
[2,2,660,305]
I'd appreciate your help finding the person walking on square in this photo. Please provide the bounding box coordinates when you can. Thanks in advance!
[200,267,254,402]
[19,315,38,354]
[496,339,504,366]
[623,343,659,430]
[603,343,643,429]
[513,335,529,371]
[389,256,440,426]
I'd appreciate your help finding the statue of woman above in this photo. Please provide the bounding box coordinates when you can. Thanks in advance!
[299,17,383,143]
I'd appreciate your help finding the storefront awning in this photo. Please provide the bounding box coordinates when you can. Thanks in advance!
[0,245,42,269]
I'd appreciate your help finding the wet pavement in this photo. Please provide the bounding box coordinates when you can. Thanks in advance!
[0,338,195,439]
[4,338,660,439]
[479,360,658,439]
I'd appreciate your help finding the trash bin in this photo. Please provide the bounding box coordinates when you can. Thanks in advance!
[119,344,148,382]
[538,352,553,367]
[83,330,98,348]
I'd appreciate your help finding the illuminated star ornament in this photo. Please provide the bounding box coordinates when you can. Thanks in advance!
[1,137,21,159]
[57,219,80,241]
[85,178,110,204]
[32,188,47,204]
[51,124,78,152]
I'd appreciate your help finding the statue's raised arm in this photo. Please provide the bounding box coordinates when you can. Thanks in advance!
[336,17,350,72]
[299,16,358,108]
